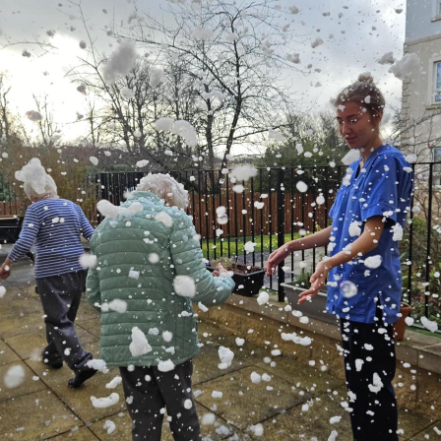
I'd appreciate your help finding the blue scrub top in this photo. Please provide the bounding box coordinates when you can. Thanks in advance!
[327,144,414,324]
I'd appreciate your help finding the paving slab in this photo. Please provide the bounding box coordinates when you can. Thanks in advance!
[194,322,279,386]
[407,421,441,440]
[418,343,441,375]
[25,359,125,425]
[223,435,253,441]
[0,294,41,319]
[48,426,100,440]
[194,365,308,430]
[6,326,99,361]
[89,402,238,441]
[193,342,255,386]
[75,318,102,339]
[75,301,101,321]
[255,354,345,396]
[0,389,80,440]
[398,409,438,440]
[0,265,35,288]
[0,339,21,366]
[198,321,241,342]
[88,412,132,440]
[0,360,46,403]
[258,390,353,441]
[0,312,45,339]
[0,263,438,441]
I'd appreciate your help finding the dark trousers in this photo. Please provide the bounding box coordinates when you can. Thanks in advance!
[340,308,398,441]
[119,360,202,441]
[36,270,92,373]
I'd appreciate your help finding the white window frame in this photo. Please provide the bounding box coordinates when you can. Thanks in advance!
[434,148,441,184]
[427,56,441,105]
[434,61,441,104]
[433,0,441,18]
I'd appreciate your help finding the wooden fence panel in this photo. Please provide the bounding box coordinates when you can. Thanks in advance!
[187,191,335,238]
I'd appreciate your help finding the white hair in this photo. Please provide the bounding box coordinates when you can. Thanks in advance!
[136,173,189,210]
[15,158,58,201]
[23,174,58,201]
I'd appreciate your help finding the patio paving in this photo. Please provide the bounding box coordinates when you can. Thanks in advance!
[0,256,439,440]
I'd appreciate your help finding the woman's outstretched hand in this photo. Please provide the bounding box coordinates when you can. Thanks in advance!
[0,260,11,280]
[266,244,294,277]
[297,261,331,305]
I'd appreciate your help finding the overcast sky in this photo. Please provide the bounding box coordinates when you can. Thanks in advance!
[0,0,407,155]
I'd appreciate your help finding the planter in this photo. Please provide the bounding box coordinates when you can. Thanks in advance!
[207,265,265,297]
[282,283,336,324]
[393,302,412,342]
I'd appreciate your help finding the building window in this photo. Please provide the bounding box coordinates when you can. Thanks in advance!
[434,148,441,184]
[432,147,441,185]
[435,61,441,104]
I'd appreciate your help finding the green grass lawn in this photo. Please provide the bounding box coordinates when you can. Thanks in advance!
[409,326,441,339]
[201,233,300,258]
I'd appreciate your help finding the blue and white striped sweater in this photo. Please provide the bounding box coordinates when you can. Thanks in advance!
[8,199,94,279]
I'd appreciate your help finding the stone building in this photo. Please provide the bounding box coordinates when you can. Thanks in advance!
[401,0,441,163]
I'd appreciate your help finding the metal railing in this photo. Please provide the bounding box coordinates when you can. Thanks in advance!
[2,162,441,330]
[93,165,441,331]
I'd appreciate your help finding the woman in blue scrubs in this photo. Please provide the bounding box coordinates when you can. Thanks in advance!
[267,73,414,441]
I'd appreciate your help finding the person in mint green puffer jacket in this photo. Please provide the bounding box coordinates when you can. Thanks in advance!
[86,173,234,441]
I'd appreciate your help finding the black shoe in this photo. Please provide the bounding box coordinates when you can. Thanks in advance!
[50,361,63,369]
[43,359,63,369]
[68,368,97,389]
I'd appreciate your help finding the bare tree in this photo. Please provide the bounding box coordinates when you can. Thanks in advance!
[0,74,12,142]
[32,94,59,148]
[392,106,441,162]
[81,97,101,149]
[1,0,305,176]
[113,0,305,170]
[80,60,199,169]
[61,1,201,171]
[0,73,27,145]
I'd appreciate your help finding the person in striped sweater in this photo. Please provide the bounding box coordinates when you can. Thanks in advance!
[0,161,97,388]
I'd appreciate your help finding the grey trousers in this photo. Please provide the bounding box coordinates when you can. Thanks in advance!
[119,360,202,441]
[36,270,92,373]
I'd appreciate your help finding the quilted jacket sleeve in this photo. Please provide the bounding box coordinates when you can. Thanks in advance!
[169,210,235,306]
[85,236,101,310]
[86,265,101,310]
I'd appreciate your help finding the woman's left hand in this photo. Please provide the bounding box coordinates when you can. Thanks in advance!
[298,261,331,305]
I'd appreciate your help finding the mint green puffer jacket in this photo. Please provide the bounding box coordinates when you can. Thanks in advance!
[86,191,235,367]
